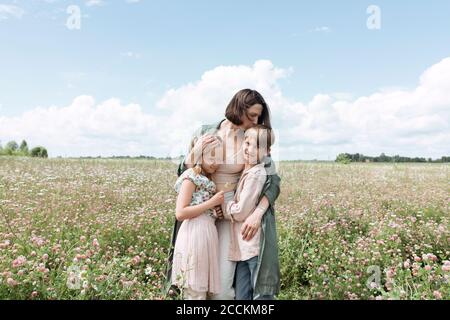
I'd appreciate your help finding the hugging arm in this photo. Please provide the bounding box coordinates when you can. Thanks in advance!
[262,173,281,206]
[175,179,224,221]
[241,161,281,241]
[225,175,265,222]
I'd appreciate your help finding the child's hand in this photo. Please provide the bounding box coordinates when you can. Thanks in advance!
[210,191,225,206]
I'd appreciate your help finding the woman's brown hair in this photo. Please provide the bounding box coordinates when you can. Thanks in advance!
[246,124,274,150]
[225,89,272,128]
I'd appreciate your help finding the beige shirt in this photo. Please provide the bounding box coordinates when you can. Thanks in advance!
[212,125,245,193]
[224,163,266,261]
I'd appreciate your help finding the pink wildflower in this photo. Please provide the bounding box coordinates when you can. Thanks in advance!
[12,256,27,268]
[433,290,442,299]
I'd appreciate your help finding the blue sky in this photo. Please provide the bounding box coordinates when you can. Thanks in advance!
[1,0,449,159]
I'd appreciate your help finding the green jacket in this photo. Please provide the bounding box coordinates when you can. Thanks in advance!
[165,120,281,297]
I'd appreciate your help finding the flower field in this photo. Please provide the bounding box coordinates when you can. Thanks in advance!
[0,157,448,300]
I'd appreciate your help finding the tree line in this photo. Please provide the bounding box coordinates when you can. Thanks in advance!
[77,155,175,160]
[336,153,450,164]
[0,140,48,158]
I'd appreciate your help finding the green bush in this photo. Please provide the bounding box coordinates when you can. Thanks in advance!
[336,153,351,164]
[30,146,48,158]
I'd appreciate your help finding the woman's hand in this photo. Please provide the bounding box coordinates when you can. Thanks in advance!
[194,134,220,155]
[213,205,224,219]
[186,134,220,166]
[210,191,225,207]
[240,209,264,241]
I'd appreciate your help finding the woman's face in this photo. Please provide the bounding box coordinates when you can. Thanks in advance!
[240,104,263,130]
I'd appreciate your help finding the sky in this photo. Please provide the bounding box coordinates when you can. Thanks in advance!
[0,0,449,160]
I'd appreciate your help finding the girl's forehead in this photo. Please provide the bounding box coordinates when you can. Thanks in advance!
[244,129,258,139]
[245,127,257,135]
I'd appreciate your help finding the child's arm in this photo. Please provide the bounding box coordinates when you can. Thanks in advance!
[249,157,280,216]
[175,179,224,221]
[240,204,265,241]
[241,158,280,241]
[225,173,266,222]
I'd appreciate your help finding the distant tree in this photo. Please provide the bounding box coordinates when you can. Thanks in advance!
[334,152,450,163]
[19,140,29,155]
[20,140,28,151]
[377,153,392,162]
[6,141,19,151]
[336,153,351,164]
[31,146,48,158]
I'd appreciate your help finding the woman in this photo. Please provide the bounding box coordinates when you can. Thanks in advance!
[166,89,281,300]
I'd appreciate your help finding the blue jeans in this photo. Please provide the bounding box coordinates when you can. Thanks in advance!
[235,256,274,300]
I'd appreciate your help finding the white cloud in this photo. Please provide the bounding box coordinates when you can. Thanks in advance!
[0,96,162,157]
[1,58,449,159]
[0,4,25,20]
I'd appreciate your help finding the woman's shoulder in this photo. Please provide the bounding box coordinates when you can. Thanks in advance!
[193,121,222,138]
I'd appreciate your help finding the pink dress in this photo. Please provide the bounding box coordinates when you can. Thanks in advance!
[171,168,221,294]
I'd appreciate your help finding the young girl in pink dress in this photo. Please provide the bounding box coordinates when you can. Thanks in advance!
[171,142,225,300]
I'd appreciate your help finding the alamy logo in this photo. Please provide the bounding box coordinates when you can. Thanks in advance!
[367,5,381,30]
[66,5,81,30]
